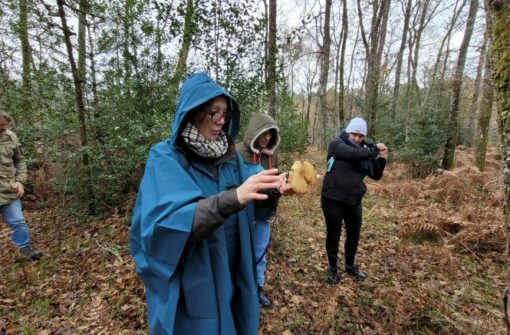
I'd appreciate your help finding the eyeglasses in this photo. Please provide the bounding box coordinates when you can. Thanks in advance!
[208,111,231,123]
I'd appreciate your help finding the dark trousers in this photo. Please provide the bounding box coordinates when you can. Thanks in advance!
[321,196,363,269]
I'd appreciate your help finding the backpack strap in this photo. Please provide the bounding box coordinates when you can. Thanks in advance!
[326,157,335,173]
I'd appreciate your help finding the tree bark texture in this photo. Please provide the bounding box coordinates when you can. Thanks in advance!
[486,4,510,328]
[19,0,32,115]
[338,0,348,124]
[474,33,494,171]
[318,0,332,148]
[57,0,95,213]
[169,0,194,111]
[424,0,466,110]
[470,26,488,143]
[122,0,132,90]
[78,0,87,107]
[410,0,431,103]
[390,0,412,119]
[266,0,277,117]
[358,0,390,137]
[442,0,479,169]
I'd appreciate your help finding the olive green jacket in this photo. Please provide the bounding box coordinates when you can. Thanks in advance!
[237,113,280,169]
[0,129,27,205]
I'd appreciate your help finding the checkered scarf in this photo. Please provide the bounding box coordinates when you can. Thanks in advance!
[181,122,229,158]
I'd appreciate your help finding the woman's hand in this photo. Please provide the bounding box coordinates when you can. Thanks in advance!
[376,143,388,156]
[236,169,281,205]
[277,172,294,196]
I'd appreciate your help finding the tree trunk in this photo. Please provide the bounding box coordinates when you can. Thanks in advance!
[306,90,312,126]
[78,0,87,107]
[346,26,360,119]
[486,2,510,332]
[263,0,268,83]
[390,0,412,119]
[430,0,465,82]
[338,0,348,125]
[87,16,104,145]
[425,0,466,108]
[410,0,431,104]
[266,0,277,117]
[318,0,332,148]
[436,33,454,107]
[471,26,488,147]
[213,0,220,79]
[56,0,95,213]
[333,35,341,127]
[403,30,414,142]
[313,95,320,146]
[442,0,479,170]
[358,0,390,137]
[19,0,32,115]
[169,0,194,110]
[122,0,132,92]
[474,33,494,171]
[87,22,98,111]
[305,55,320,129]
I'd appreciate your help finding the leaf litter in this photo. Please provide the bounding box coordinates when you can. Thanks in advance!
[0,147,505,334]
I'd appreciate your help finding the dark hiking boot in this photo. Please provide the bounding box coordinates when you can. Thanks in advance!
[19,247,43,261]
[258,286,272,308]
[327,267,339,284]
[345,266,367,280]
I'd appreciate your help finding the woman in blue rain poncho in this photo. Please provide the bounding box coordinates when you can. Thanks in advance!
[130,73,284,334]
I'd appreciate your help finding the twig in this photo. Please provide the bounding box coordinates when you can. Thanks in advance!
[20,259,30,285]
[0,230,10,240]
[504,285,510,328]
[482,178,502,192]
[437,226,484,262]
[58,177,69,251]
[95,240,123,263]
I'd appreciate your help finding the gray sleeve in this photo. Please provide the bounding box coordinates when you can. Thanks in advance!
[188,188,243,243]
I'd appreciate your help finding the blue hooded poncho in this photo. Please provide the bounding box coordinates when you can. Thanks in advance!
[130,73,261,334]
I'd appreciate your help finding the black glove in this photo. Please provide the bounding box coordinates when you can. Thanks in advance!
[367,144,379,159]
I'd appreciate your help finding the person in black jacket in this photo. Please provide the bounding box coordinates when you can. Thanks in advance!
[321,117,387,284]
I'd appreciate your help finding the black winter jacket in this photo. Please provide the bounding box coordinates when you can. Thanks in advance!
[321,131,386,205]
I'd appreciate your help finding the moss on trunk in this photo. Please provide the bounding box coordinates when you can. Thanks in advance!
[488,0,510,331]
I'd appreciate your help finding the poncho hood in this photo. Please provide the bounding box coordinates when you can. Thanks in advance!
[171,72,240,146]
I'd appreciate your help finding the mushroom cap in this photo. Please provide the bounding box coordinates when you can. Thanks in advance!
[302,161,317,185]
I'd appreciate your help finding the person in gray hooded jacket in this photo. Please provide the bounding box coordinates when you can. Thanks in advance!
[237,113,290,308]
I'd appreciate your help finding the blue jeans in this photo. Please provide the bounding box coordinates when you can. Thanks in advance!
[254,219,271,287]
[1,199,30,249]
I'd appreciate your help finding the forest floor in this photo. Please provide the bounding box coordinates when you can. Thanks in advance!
[0,147,506,335]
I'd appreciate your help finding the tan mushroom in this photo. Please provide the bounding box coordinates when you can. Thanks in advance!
[288,160,317,194]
